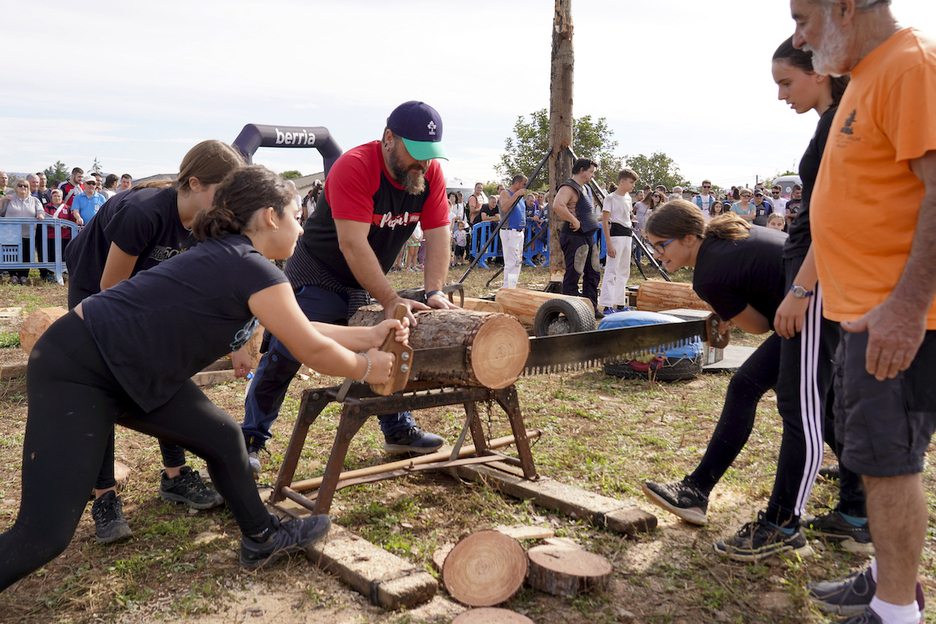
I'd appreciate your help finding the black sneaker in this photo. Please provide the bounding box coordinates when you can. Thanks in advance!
[818,464,840,480]
[240,514,331,569]
[713,511,814,562]
[91,491,133,545]
[641,478,708,525]
[808,566,925,616]
[159,465,224,510]
[803,509,874,554]
[383,426,444,455]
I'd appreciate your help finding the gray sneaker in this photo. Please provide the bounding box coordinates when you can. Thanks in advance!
[808,566,925,616]
[91,491,133,545]
[240,514,331,569]
[159,465,224,509]
[802,509,873,554]
[714,511,813,562]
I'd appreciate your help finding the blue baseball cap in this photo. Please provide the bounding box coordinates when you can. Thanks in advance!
[386,101,448,161]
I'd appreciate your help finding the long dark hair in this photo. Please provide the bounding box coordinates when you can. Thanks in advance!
[773,36,850,107]
[191,165,294,240]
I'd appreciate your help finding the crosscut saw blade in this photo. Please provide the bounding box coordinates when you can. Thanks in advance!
[406,318,716,382]
[523,319,710,376]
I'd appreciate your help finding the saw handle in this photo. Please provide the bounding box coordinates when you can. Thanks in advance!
[705,313,731,349]
[369,303,414,396]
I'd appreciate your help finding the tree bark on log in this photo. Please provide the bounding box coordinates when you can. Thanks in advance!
[548,0,574,285]
[526,545,612,597]
[349,307,529,389]
[493,288,591,327]
[443,530,528,607]
[636,280,713,313]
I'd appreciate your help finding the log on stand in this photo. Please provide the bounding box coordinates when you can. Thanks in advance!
[443,530,528,607]
[636,280,713,313]
[526,544,612,597]
[349,307,529,389]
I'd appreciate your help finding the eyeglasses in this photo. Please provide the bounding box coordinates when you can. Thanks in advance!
[16,184,27,188]
[85,181,97,187]
[650,238,676,255]
[741,193,752,198]
[702,185,711,189]
[653,194,662,199]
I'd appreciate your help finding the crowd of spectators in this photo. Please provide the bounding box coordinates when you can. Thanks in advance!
[0,168,132,284]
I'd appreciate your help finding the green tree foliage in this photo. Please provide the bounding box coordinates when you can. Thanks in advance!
[281,170,302,179]
[623,152,690,191]
[43,161,69,186]
[496,109,623,190]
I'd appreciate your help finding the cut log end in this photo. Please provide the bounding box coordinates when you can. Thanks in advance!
[526,545,613,597]
[468,314,529,389]
[443,530,528,607]
[452,607,535,623]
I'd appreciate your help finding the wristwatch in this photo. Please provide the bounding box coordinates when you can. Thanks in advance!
[790,285,814,299]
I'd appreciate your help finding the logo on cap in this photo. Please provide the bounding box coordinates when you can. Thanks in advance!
[427,121,437,136]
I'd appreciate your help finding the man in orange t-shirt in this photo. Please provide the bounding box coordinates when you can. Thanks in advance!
[793,1,936,623]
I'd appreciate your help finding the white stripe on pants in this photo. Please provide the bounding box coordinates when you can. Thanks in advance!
[598,235,632,307]
[500,229,524,289]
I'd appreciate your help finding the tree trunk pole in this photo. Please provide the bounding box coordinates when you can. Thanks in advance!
[548,0,574,286]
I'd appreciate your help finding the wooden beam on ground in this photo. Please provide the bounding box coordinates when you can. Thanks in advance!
[0,363,26,379]
[453,464,657,536]
[306,523,437,611]
[191,369,236,388]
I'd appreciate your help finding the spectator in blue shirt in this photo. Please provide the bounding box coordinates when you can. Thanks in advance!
[71,178,107,225]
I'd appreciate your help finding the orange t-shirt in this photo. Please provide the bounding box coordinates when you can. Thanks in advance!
[811,28,936,327]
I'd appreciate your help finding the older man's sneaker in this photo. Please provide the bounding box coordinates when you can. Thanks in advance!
[383,426,444,454]
[159,466,224,510]
[641,478,708,525]
[91,491,133,545]
[808,566,925,616]
[803,509,874,554]
[240,514,331,569]
[714,511,814,562]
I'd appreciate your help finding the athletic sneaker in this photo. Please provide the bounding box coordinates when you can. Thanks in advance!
[818,463,840,480]
[240,514,331,569]
[159,466,224,510]
[91,490,133,545]
[383,426,444,455]
[602,307,617,316]
[808,566,925,616]
[245,436,266,477]
[641,478,709,525]
[713,511,814,562]
[802,509,873,554]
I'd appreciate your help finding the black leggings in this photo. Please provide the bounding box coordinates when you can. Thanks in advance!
[0,312,271,592]
[66,283,187,489]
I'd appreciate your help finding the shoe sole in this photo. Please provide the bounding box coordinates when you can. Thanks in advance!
[383,443,443,455]
[713,542,814,562]
[806,530,875,555]
[808,596,868,616]
[96,525,133,545]
[641,482,707,526]
[240,516,331,569]
[159,490,225,510]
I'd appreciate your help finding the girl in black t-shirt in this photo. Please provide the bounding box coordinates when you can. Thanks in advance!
[640,201,817,562]
[0,166,408,592]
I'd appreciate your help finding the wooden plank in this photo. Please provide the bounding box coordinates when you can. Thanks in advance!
[454,464,657,536]
[306,523,437,610]
[0,363,27,379]
[494,524,555,540]
[191,369,236,388]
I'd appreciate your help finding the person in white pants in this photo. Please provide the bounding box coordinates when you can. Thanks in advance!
[598,168,638,314]
[498,174,528,289]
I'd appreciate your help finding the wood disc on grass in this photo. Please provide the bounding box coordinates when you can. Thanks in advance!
[443,530,528,607]
[527,545,613,597]
[452,607,535,623]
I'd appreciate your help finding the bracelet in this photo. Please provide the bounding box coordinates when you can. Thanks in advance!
[357,352,372,382]
[425,290,444,302]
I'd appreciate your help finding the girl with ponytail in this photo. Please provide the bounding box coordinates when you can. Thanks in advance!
[1,164,408,590]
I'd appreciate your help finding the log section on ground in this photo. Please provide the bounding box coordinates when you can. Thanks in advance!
[452,607,535,623]
[526,544,613,597]
[493,288,593,328]
[349,306,529,389]
[636,280,712,313]
[19,306,68,356]
[442,530,528,607]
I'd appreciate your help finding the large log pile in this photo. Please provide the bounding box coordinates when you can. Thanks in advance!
[349,307,529,389]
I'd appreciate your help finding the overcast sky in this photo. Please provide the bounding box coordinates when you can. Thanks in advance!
[3,0,934,190]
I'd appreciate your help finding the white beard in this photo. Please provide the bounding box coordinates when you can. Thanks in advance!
[804,10,850,77]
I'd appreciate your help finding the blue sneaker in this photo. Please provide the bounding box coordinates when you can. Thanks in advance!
[602,307,616,316]
[383,426,444,454]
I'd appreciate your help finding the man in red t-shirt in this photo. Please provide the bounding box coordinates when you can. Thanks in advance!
[241,101,460,471]
[58,167,85,208]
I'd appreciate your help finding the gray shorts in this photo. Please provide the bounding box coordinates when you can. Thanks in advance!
[833,330,936,478]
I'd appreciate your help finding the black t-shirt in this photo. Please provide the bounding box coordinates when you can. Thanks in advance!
[785,105,837,259]
[82,235,286,411]
[693,226,787,328]
[476,205,498,225]
[65,187,196,302]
